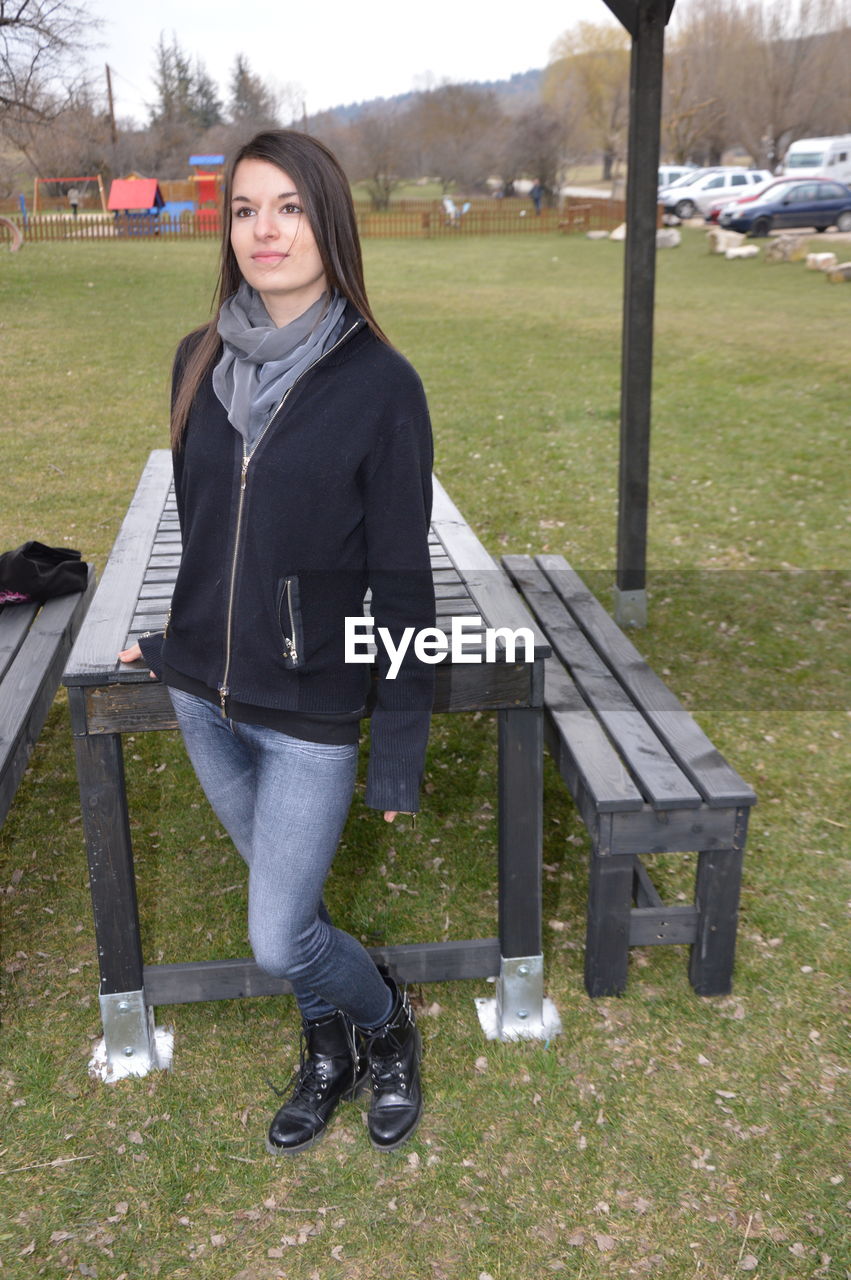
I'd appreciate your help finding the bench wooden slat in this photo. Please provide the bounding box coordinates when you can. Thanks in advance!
[0,573,94,824]
[544,661,645,813]
[536,555,757,809]
[504,557,701,810]
[64,450,173,686]
[0,602,40,682]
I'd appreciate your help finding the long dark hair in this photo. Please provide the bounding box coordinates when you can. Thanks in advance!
[171,129,388,446]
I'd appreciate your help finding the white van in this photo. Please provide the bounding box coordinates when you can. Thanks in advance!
[783,136,851,186]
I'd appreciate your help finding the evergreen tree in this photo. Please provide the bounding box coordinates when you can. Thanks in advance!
[150,33,221,130]
[228,54,279,129]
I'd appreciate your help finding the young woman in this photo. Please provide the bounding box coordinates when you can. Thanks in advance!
[118,129,435,1155]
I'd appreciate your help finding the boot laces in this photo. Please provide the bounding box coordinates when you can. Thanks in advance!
[370,1053,408,1093]
[364,1021,410,1094]
[269,1033,337,1105]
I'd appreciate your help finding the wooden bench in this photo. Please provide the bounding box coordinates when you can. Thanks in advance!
[558,203,593,233]
[503,553,757,999]
[0,570,95,827]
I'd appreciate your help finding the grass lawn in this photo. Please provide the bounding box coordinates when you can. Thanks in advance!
[0,231,848,1279]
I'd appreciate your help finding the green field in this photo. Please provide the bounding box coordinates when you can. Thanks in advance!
[1,231,848,1279]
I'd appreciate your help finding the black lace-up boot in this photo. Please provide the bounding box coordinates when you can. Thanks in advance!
[266,1011,367,1155]
[358,976,422,1151]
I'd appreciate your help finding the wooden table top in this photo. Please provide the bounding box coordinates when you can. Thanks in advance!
[64,450,548,699]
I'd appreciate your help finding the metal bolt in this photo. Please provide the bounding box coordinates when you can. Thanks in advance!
[517,1009,529,1020]
[118,1001,129,1012]
[517,964,530,977]
[123,1046,134,1057]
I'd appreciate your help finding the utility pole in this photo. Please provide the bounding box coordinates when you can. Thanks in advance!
[105,64,118,146]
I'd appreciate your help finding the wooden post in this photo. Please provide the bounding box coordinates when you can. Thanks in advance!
[497,706,544,962]
[604,0,673,629]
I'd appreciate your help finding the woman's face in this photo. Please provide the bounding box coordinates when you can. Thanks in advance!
[229,157,327,327]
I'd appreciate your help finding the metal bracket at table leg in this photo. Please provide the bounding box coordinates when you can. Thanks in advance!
[69,719,174,1082]
[474,702,561,1041]
[475,955,562,1041]
[88,989,174,1083]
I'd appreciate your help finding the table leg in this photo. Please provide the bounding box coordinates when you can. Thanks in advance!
[73,728,164,1078]
[476,706,560,1040]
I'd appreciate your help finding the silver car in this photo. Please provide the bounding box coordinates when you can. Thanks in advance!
[662,169,773,220]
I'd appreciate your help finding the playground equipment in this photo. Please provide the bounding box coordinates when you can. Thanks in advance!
[0,216,23,250]
[188,153,224,207]
[107,178,165,235]
[32,174,107,214]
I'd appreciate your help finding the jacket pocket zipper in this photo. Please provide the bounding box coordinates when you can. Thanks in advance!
[277,575,303,668]
[283,577,298,662]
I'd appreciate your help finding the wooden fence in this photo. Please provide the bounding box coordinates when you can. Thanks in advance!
[0,211,221,242]
[0,198,630,246]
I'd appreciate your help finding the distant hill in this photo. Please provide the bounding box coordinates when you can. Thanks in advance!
[311,68,544,124]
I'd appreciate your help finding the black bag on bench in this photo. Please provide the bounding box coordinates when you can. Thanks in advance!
[0,541,88,603]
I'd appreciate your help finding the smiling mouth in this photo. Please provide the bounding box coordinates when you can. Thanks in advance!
[252,252,290,261]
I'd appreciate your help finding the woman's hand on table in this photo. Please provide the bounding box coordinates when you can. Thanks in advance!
[383,811,416,827]
[117,642,158,678]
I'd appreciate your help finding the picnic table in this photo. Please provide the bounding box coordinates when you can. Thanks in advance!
[63,451,556,1078]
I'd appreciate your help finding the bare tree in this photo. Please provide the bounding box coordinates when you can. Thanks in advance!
[727,0,851,166]
[666,0,851,167]
[501,103,567,200]
[408,83,504,193]
[349,105,409,209]
[0,0,97,130]
[546,22,631,180]
[662,0,741,163]
[11,87,113,180]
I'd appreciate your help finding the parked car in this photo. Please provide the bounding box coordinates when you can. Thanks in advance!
[658,164,695,191]
[657,167,724,203]
[783,135,851,186]
[706,175,822,224]
[722,179,851,235]
[661,168,773,219]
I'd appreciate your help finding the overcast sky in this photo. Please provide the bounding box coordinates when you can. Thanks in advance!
[83,0,616,126]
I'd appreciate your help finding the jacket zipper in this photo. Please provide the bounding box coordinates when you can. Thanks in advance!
[217,318,362,716]
[218,451,249,713]
[282,576,298,662]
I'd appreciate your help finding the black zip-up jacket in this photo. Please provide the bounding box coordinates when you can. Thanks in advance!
[145,307,436,812]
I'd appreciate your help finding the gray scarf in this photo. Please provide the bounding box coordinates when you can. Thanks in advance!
[212,283,348,446]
